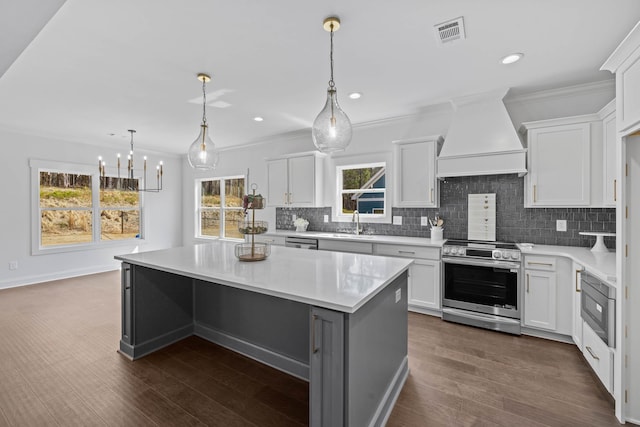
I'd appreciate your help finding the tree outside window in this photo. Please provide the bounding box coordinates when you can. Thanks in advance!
[198,176,245,239]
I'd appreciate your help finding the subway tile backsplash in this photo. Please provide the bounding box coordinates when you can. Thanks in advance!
[276,174,616,248]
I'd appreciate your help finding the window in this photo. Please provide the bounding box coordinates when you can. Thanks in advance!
[39,171,93,247]
[31,159,143,254]
[337,162,386,219]
[100,177,140,241]
[197,176,245,240]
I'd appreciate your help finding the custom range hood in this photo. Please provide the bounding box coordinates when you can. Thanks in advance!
[437,89,527,178]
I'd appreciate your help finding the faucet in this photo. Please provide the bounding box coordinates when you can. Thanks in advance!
[352,210,361,235]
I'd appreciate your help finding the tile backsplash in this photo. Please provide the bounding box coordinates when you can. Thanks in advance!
[276,174,616,248]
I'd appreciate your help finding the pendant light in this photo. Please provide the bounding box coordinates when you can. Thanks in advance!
[312,16,352,153]
[188,73,219,170]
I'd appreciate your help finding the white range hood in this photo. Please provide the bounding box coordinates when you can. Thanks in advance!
[437,89,527,178]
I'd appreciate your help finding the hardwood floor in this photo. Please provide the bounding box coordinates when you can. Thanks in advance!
[0,271,620,426]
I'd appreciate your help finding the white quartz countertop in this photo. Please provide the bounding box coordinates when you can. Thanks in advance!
[115,241,412,313]
[519,244,617,285]
[266,229,445,247]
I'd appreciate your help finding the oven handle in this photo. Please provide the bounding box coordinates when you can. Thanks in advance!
[442,257,520,270]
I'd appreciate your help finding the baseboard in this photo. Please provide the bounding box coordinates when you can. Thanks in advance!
[521,327,574,344]
[120,324,194,360]
[0,264,119,290]
[194,323,309,381]
[370,356,409,427]
[408,305,441,317]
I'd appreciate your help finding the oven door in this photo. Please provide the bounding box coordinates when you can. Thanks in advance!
[442,257,521,319]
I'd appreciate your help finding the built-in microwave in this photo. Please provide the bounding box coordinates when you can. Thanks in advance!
[581,271,616,348]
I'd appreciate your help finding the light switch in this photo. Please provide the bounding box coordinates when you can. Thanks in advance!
[393,216,402,225]
[395,288,401,303]
[420,217,429,226]
[323,215,329,223]
[292,214,297,221]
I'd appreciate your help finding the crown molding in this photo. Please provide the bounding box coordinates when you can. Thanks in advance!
[505,80,614,104]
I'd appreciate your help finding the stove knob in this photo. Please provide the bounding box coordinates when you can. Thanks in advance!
[443,247,450,254]
[494,251,502,259]
[511,252,520,260]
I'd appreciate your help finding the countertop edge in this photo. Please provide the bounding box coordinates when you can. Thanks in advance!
[265,230,445,248]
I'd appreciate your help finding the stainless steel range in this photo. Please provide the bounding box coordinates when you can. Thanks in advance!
[441,239,522,335]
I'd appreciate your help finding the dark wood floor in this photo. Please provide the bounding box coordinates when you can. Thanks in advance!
[0,271,620,426]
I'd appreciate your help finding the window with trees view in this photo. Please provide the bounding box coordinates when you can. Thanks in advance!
[337,163,386,218]
[197,176,245,240]
[38,171,141,248]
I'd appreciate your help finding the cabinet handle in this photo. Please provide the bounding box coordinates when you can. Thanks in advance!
[289,192,293,205]
[398,250,416,255]
[527,261,553,267]
[533,185,537,203]
[311,314,319,354]
[585,346,599,361]
[430,188,434,203]
[283,192,287,205]
[614,179,617,202]
[526,273,530,293]
[575,269,583,293]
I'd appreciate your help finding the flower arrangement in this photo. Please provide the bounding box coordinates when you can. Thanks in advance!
[294,217,309,232]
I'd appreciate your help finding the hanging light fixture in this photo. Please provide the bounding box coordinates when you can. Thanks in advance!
[98,130,163,192]
[312,16,352,153]
[188,73,219,170]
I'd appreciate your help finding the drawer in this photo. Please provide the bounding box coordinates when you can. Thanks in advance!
[524,256,556,271]
[582,321,613,393]
[374,244,440,260]
[318,239,373,254]
[251,235,286,246]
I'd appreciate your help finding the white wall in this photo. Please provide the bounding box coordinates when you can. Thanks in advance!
[0,129,183,289]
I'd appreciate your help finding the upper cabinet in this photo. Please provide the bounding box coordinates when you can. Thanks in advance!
[266,152,325,207]
[392,136,443,208]
[521,101,616,208]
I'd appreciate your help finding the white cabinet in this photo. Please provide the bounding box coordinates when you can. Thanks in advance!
[522,121,591,207]
[524,255,573,335]
[266,152,324,207]
[524,267,557,331]
[392,136,443,208]
[318,239,373,254]
[602,102,617,207]
[583,321,614,394]
[251,234,286,247]
[374,243,441,313]
[572,262,584,351]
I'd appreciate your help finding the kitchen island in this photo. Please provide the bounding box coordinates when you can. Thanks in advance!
[115,241,412,427]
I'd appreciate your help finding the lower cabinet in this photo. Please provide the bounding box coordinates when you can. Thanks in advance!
[374,244,441,312]
[251,234,286,246]
[572,262,584,350]
[523,255,576,336]
[582,320,614,394]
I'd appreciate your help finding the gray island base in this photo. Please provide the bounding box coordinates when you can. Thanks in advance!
[116,242,412,427]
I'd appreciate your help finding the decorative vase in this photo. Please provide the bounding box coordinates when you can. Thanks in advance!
[296,224,308,232]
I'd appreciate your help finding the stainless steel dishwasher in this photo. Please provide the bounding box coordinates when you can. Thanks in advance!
[285,236,318,250]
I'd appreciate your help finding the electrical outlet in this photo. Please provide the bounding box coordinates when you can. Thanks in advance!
[393,216,403,225]
[556,220,567,232]
[420,216,429,226]
[8,261,18,270]
[292,214,297,221]
[323,215,329,223]
[395,288,401,303]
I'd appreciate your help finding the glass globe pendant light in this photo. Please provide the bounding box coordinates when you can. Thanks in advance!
[312,17,352,153]
[188,73,219,169]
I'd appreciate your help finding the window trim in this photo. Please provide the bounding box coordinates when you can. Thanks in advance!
[30,159,145,255]
[195,174,246,241]
[335,161,389,224]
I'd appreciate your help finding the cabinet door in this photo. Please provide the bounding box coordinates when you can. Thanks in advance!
[266,158,288,207]
[572,264,584,350]
[394,140,438,207]
[603,112,617,207]
[524,269,557,331]
[310,307,344,427]
[408,259,440,311]
[527,123,591,206]
[289,155,316,207]
[121,263,133,345]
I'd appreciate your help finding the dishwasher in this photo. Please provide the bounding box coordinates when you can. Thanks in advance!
[285,236,318,250]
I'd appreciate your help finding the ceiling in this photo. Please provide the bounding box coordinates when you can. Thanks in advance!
[1,0,639,154]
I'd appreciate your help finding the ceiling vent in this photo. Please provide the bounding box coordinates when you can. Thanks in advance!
[434,17,465,45]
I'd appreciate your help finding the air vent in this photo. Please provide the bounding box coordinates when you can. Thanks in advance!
[434,17,465,45]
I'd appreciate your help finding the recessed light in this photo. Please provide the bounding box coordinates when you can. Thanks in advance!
[501,53,524,65]
[253,116,264,122]
[348,92,362,99]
